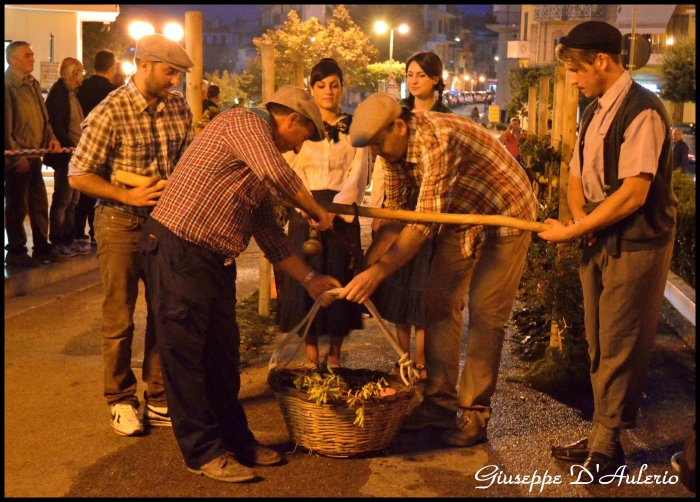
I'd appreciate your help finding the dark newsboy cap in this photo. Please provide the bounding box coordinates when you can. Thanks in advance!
[135,33,194,73]
[560,21,622,55]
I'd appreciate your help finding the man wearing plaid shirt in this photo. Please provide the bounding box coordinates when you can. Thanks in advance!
[139,85,341,483]
[342,92,538,448]
[68,34,195,437]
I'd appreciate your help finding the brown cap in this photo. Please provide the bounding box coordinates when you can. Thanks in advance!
[135,34,194,73]
[349,92,403,148]
[264,85,325,142]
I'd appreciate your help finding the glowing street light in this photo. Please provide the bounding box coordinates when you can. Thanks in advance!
[442,70,449,80]
[164,22,184,42]
[121,61,134,76]
[375,21,409,80]
[128,21,155,41]
[666,36,674,45]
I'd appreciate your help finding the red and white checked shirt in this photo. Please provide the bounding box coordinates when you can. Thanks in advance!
[68,77,194,217]
[151,108,304,265]
[383,112,538,257]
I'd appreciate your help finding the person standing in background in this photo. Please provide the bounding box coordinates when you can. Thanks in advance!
[370,51,451,382]
[277,59,367,370]
[499,116,527,166]
[671,127,689,174]
[75,49,119,247]
[4,40,62,268]
[44,57,90,259]
[68,34,195,437]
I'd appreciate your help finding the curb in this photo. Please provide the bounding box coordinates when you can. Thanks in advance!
[4,251,100,298]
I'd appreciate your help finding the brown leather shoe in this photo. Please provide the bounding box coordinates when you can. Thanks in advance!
[580,444,627,484]
[551,437,590,462]
[230,440,283,466]
[188,453,257,483]
[441,409,488,447]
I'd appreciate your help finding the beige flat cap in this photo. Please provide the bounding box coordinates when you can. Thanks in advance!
[265,85,325,142]
[135,33,194,73]
[349,92,403,147]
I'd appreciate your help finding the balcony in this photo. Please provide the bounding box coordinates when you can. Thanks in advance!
[533,5,606,21]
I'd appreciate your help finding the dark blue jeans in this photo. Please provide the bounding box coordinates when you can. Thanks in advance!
[139,217,255,469]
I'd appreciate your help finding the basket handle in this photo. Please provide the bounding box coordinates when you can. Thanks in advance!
[268,288,419,386]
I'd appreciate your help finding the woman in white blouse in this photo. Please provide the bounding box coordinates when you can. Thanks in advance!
[278,58,369,370]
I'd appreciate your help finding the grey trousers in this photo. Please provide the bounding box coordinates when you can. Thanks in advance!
[423,227,531,421]
[580,239,674,430]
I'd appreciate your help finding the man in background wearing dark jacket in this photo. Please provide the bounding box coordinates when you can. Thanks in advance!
[44,57,90,258]
[75,49,119,246]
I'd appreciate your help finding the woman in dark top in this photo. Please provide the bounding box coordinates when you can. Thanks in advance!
[370,51,453,382]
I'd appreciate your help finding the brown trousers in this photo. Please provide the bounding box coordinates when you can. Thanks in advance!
[423,227,531,421]
[580,239,674,430]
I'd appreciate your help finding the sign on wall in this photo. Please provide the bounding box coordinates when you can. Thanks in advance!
[40,61,60,90]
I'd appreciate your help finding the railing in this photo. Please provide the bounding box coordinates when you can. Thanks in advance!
[534,4,606,21]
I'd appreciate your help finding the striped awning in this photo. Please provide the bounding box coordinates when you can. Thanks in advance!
[616,5,676,35]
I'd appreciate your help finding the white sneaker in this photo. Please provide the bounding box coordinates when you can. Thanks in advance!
[144,404,172,427]
[110,403,144,436]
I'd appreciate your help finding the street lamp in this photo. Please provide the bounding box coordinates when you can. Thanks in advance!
[164,22,184,42]
[128,21,155,41]
[375,21,409,79]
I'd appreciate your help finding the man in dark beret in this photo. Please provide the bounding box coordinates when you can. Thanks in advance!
[538,21,676,483]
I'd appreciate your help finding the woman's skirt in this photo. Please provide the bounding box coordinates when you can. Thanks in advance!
[276,190,364,337]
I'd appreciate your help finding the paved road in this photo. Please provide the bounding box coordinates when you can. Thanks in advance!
[4,214,696,497]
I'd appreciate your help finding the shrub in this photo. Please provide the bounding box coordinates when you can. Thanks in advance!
[671,170,696,287]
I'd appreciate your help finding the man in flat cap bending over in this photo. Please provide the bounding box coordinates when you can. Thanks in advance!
[139,85,341,483]
[69,34,195,437]
[537,22,676,482]
[340,92,538,448]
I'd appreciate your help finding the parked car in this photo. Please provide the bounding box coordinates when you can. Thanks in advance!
[444,90,463,106]
[473,91,488,103]
[442,92,458,108]
[461,91,475,104]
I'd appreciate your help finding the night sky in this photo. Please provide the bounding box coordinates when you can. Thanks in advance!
[132,4,493,24]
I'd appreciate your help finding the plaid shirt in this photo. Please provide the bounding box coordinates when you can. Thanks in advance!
[68,77,194,217]
[151,108,304,265]
[384,112,537,257]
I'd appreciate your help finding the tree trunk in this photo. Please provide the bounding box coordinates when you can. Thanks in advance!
[673,102,684,124]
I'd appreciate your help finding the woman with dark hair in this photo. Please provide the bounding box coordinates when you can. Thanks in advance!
[370,51,453,382]
[277,58,368,370]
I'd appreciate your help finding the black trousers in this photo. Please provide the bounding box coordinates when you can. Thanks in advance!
[139,217,255,469]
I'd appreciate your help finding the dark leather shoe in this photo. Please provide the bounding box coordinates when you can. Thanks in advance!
[229,440,283,466]
[551,437,590,462]
[581,444,627,484]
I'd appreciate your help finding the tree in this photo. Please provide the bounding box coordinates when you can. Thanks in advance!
[505,64,555,121]
[660,39,696,123]
[356,61,406,92]
[204,70,248,109]
[82,21,130,75]
[242,6,378,101]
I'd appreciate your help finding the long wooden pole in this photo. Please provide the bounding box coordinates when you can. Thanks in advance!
[537,76,550,140]
[527,86,538,134]
[259,43,275,317]
[274,199,549,233]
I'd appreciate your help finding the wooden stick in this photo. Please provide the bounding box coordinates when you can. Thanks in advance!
[273,198,549,233]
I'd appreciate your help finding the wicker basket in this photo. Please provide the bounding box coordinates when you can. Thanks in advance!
[268,367,414,458]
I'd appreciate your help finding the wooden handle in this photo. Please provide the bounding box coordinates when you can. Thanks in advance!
[114,170,168,191]
[273,198,549,233]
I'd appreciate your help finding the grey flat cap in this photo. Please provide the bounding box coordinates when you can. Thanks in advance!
[135,33,194,73]
[349,92,402,147]
[265,85,325,142]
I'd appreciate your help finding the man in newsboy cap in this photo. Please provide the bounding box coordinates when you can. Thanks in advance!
[68,33,195,441]
[539,21,676,483]
[340,92,537,449]
[137,85,340,482]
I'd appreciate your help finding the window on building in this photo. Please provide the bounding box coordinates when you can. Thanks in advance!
[524,13,529,41]
[273,13,281,25]
[438,18,443,34]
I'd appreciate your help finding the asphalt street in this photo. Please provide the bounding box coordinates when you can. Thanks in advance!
[4,206,696,497]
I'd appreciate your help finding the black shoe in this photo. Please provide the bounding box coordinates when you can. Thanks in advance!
[5,252,42,268]
[551,437,590,462]
[580,444,626,484]
[229,440,283,466]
